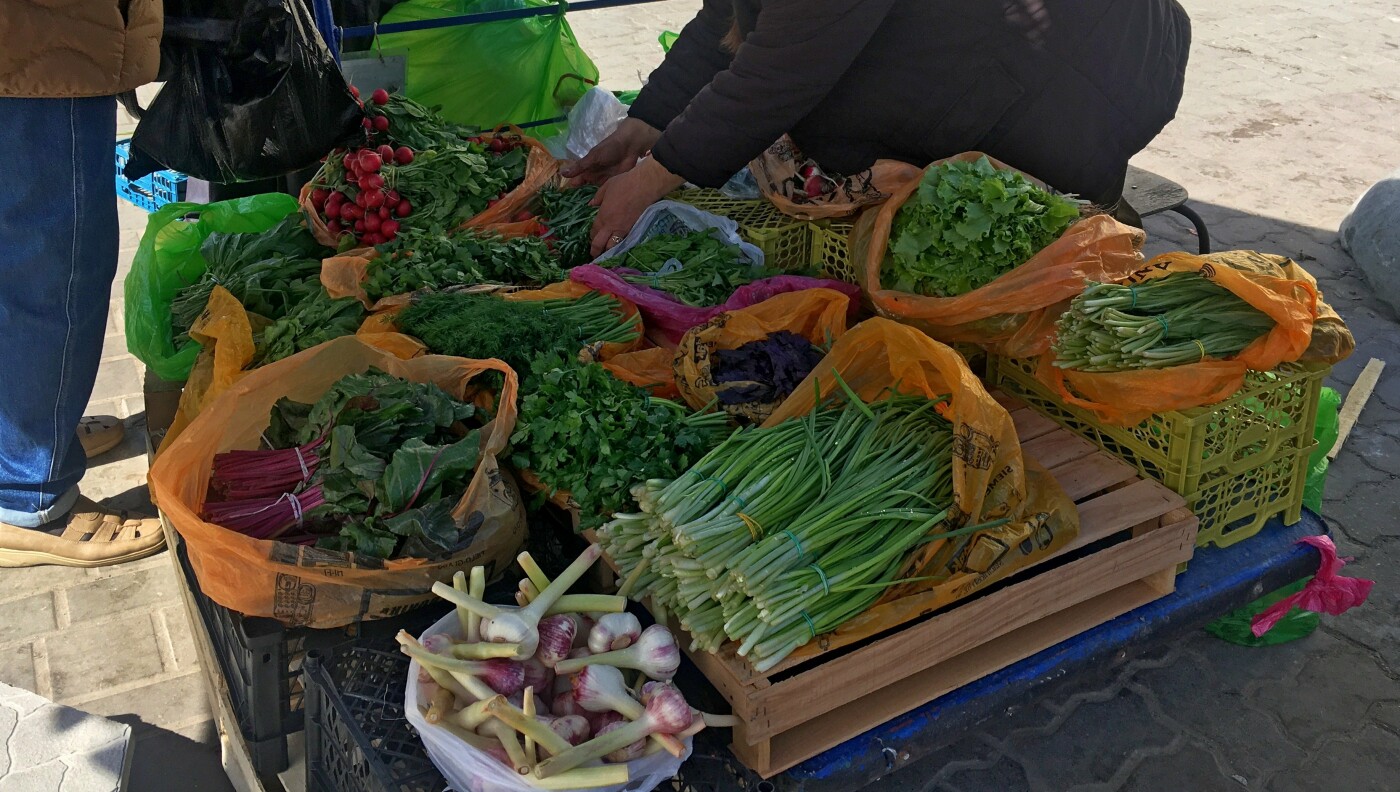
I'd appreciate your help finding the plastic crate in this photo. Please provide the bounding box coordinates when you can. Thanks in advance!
[673,189,811,270]
[987,355,1325,547]
[115,139,187,212]
[809,218,858,284]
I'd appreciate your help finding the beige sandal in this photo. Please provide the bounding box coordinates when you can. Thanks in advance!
[79,415,125,458]
[0,495,164,568]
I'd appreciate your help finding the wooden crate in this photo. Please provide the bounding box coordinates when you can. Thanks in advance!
[599,394,1198,777]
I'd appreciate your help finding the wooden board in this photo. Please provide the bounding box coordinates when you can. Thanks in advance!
[599,394,1199,778]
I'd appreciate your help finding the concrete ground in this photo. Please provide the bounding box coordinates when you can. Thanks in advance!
[1,0,1396,790]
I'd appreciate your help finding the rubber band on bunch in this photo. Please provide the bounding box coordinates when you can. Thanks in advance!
[703,476,729,494]
[782,529,806,561]
[294,446,311,481]
[1129,285,1138,309]
[286,492,305,529]
[1194,339,1208,361]
[809,563,830,595]
[738,512,763,541]
[800,611,818,639]
[1155,315,1170,335]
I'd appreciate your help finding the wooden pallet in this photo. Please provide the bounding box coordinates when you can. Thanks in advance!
[598,393,1198,778]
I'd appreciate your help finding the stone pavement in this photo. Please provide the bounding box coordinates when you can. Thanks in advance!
[0,683,132,792]
[1,1,1396,790]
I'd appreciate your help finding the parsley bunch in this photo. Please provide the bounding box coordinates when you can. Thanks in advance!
[883,157,1082,297]
[509,355,730,529]
[365,230,563,302]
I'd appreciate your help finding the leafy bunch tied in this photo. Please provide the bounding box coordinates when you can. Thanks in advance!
[366,230,563,302]
[613,230,763,307]
[883,156,1082,298]
[253,286,368,366]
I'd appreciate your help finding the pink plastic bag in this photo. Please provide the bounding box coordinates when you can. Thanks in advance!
[570,264,860,343]
[1251,535,1374,637]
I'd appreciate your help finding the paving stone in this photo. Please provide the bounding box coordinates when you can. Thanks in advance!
[64,567,179,624]
[0,685,130,791]
[938,753,1032,792]
[88,357,143,403]
[98,333,128,364]
[0,763,67,792]
[0,644,36,693]
[999,688,1177,788]
[45,613,165,702]
[1269,724,1400,792]
[0,594,56,645]
[1251,640,1399,750]
[76,671,211,736]
[1122,744,1242,792]
[1373,702,1400,733]
[159,608,200,672]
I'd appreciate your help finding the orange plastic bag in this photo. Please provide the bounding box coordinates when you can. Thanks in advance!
[850,152,1146,358]
[762,318,1078,664]
[300,130,558,247]
[148,336,527,627]
[159,286,424,453]
[1038,251,1323,426]
[601,347,679,398]
[672,288,851,423]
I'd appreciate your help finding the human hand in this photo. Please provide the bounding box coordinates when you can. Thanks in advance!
[561,118,662,185]
[589,157,687,258]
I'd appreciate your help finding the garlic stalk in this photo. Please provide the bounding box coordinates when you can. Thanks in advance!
[484,695,573,757]
[450,642,522,660]
[525,766,630,790]
[398,631,494,700]
[597,721,645,763]
[587,613,642,654]
[518,551,552,594]
[571,665,685,757]
[468,565,486,642]
[452,571,470,637]
[397,632,524,695]
[536,685,693,777]
[554,624,680,680]
[432,545,602,659]
[479,719,531,774]
[426,685,454,724]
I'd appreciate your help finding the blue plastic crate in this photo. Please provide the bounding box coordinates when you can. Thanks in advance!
[115,139,187,212]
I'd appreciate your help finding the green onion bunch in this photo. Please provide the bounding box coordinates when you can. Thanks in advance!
[598,388,986,672]
[612,231,761,307]
[1052,273,1276,372]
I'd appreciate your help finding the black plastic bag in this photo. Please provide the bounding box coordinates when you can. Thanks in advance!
[127,0,363,183]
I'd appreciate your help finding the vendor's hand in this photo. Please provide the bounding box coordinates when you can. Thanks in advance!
[589,157,687,258]
[561,118,662,185]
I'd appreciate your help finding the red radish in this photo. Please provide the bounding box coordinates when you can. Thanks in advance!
[359,152,382,173]
[363,214,381,232]
[361,117,372,130]
[377,206,390,221]
[364,232,384,246]
[372,115,390,132]
[487,197,500,208]
[380,219,400,237]
[326,220,342,235]
[804,174,824,198]
[353,219,365,233]
[394,146,414,165]
[489,138,506,153]
[386,189,400,204]
[342,153,357,171]
[364,190,385,209]
[360,173,384,191]
[536,224,551,238]
[395,200,412,217]
[310,188,329,208]
[380,228,397,243]
[512,210,533,223]
[375,144,395,161]
[371,88,390,105]
[349,85,360,99]
[339,203,357,221]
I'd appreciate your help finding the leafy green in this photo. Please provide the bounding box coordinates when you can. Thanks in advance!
[366,230,563,301]
[253,286,367,365]
[535,185,600,267]
[385,146,528,234]
[612,231,763,306]
[883,157,1082,297]
[509,355,729,528]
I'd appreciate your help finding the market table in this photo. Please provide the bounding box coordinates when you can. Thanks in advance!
[300,512,1324,792]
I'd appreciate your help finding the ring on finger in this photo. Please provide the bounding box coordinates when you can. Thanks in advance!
[607,234,624,249]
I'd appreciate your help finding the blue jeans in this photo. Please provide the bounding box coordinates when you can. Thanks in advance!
[0,97,118,527]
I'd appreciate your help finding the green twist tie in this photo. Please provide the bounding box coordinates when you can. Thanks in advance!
[1155,315,1170,335]
[800,611,818,639]
[810,563,830,595]
[1129,285,1138,309]
[783,529,806,560]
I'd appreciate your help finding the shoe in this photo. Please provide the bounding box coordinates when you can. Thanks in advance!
[79,415,125,458]
[0,495,164,568]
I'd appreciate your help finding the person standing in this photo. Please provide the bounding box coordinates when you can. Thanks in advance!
[0,0,167,567]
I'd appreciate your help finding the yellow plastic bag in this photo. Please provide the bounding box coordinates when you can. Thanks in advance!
[673,288,851,424]
[148,336,526,627]
[749,134,924,220]
[762,318,1078,663]
[850,152,1147,358]
[1038,251,1325,426]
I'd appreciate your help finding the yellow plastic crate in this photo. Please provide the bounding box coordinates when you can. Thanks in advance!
[809,219,858,284]
[987,355,1326,547]
[672,189,810,270]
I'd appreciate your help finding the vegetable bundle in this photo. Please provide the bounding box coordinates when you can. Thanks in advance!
[510,355,730,529]
[531,185,600,268]
[611,231,761,307]
[598,389,983,672]
[1052,272,1277,371]
[202,370,485,559]
[397,290,639,379]
[170,215,327,343]
[307,91,530,247]
[883,156,1082,297]
[709,331,825,411]
[406,547,727,786]
[365,230,564,302]
[253,288,368,366]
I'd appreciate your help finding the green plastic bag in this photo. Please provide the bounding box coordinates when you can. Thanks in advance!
[124,195,302,382]
[659,30,678,52]
[378,0,598,137]
[1206,578,1320,646]
[1304,387,1342,513]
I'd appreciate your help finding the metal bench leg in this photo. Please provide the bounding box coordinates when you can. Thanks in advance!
[1169,204,1211,255]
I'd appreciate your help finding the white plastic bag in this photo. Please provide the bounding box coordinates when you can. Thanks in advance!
[405,610,692,792]
[566,88,630,160]
[593,200,765,269]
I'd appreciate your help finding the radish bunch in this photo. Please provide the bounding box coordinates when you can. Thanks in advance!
[312,87,413,247]
[407,545,734,786]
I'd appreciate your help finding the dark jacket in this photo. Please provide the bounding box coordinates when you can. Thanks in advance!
[629,0,1191,206]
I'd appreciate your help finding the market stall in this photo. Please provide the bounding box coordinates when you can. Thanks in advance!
[120,8,1370,791]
